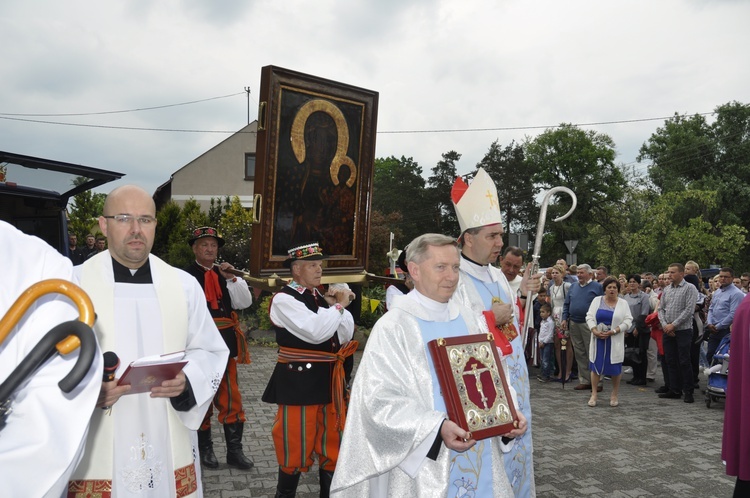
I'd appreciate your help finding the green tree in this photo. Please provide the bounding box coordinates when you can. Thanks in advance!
[632,190,747,270]
[426,151,461,237]
[372,156,431,244]
[475,140,538,237]
[218,196,253,269]
[638,101,750,268]
[67,176,106,239]
[152,200,193,268]
[525,124,626,265]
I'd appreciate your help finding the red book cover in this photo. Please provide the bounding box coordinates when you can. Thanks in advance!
[117,352,188,395]
[428,334,518,440]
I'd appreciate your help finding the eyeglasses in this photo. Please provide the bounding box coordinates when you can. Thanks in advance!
[102,215,157,225]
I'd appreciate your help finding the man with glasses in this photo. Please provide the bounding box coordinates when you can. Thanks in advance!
[69,185,229,497]
[706,268,745,363]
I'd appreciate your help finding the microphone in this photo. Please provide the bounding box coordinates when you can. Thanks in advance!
[103,351,119,382]
[102,352,119,411]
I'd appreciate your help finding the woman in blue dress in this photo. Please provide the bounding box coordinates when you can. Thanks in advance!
[585,277,633,407]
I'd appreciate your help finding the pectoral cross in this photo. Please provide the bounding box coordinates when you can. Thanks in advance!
[463,363,490,409]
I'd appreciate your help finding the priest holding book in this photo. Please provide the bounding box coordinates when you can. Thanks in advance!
[185,226,254,470]
[331,233,525,498]
[70,185,229,498]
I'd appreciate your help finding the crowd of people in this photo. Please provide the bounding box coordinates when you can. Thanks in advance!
[3,175,750,497]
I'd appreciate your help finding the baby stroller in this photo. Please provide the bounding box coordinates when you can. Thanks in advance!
[705,333,730,408]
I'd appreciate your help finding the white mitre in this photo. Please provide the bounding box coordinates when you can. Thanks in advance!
[451,167,503,233]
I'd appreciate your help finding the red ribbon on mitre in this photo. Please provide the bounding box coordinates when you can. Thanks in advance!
[451,175,469,204]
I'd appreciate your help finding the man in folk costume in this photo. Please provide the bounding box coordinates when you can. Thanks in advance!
[185,227,254,470]
[69,185,229,498]
[262,242,357,498]
[331,234,526,497]
[1,221,103,497]
[450,168,540,497]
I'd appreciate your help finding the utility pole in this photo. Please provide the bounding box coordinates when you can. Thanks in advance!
[244,86,251,124]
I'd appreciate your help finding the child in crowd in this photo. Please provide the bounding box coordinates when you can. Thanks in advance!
[538,303,555,382]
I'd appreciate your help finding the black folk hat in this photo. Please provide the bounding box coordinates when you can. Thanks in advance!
[284,242,326,268]
[188,226,225,247]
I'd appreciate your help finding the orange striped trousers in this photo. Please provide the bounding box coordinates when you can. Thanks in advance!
[200,356,245,430]
[272,403,341,473]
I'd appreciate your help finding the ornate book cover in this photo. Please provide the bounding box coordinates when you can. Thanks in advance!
[428,334,518,440]
[251,65,379,276]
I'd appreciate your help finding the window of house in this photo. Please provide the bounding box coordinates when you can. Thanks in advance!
[245,153,256,181]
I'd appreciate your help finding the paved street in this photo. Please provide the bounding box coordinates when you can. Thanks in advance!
[202,345,734,497]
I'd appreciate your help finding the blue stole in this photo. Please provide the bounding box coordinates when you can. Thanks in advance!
[419,316,494,497]
[465,273,534,496]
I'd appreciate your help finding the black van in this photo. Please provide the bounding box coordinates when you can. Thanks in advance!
[0,151,124,256]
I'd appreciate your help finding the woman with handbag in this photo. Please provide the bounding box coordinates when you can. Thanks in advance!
[585,277,633,407]
[623,274,652,385]
[549,265,573,382]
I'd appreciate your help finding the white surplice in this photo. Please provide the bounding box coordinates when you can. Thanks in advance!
[71,252,229,498]
[0,221,103,498]
[330,291,514,498]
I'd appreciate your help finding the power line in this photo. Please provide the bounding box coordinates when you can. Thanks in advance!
[0,92,244,117]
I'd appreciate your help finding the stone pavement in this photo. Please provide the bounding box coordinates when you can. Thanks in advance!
[202,346,734,497]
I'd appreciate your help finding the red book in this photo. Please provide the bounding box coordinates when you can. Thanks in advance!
[428,334,518,440]
[117,351,188,395]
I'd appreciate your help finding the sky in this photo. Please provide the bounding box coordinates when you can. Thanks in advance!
[1,0,749,198]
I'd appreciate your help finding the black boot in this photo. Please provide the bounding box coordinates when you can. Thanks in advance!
[275,468,301,498]
[197,429,219,469]
[224,422,254,469]
[319,469,334,498]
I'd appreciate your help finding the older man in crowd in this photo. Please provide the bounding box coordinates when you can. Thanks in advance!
[562,264,603,392]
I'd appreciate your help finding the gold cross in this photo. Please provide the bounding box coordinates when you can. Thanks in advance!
[486,189,497,209]
[463,363,490,409]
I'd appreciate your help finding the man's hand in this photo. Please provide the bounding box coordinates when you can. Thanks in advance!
[519,263,542,295]
[217,262,236,280]
[492,302,513,326]
[502,410,528,439]
[151,371,187,398]
[663,323,676,336]
[706,323,717,334]
[441,419,476,452]
[97,380,131,409]
[561,319,568,331]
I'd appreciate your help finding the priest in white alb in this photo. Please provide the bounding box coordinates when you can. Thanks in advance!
[69,185,229,498]
[331,233,526,498]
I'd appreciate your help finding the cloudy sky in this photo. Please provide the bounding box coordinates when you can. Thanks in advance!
[1,0,748,197]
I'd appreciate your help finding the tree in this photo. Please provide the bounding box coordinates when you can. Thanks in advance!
[475,140,538,238]
[426,151,461,237]
[638,101,750,268]
[372,156,431,245]
[218,196,253,270]
[67,176,106,239]
[152,200,194,268]
[525,124,626,265]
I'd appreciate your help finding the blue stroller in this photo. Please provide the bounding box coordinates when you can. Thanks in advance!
[705,333,730,408]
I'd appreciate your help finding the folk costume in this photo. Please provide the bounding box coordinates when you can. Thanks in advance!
[69,251,229,498]
[450,168,536,497]
[0,222,103,498]
[330,290,515,498]
[185,227,254,470]
[262,242,356,497]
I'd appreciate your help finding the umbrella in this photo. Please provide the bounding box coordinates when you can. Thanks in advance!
[560,335,569,389]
